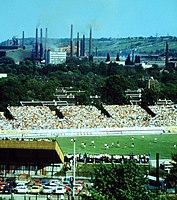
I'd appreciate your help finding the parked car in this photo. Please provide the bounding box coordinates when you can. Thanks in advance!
[15,174,31,185]
[33,179,41,185]
[29,185,43,194]
[41,179,49,186]
[14,185,28,193]
[2,185,14,194]
[50,179,61,185]
[6,177,16,187]
[16,182,26,187]
[49,183,58,192]
[0,182,7,192]
[63,180,70,186]
[42,185,53,194]
[54,186,65,195]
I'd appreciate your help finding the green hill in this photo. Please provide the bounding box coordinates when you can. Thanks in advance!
[1,36,177,57]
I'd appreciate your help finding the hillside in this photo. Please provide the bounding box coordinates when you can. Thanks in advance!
[1,36,177,58]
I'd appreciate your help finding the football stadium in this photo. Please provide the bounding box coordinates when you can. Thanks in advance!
[0,101,177,176]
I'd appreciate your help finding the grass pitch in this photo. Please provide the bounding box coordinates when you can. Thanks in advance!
[56,133,177,159]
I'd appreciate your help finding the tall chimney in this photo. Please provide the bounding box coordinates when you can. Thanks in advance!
[165,41,169,68]
[39,28,43,61]
[89,27,92,58]
[22,31,25,49]
[82,34,85,57]
[70,24,74,57]
[132,49,135,64]
[45,28,48,65]
[96,47,98,57]
[80,39,83,56]
[35,28,38,59]
[76,32,80,57]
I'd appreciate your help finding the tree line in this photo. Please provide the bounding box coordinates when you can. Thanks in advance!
[0,56,177,111]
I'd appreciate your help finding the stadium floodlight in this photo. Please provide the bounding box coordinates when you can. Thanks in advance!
[71,138,76,199]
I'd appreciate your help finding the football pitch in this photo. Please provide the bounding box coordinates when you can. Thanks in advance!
[57,133,177,159]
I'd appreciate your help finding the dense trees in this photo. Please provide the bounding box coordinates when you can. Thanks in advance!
[89,159,158,200]
[101,75,132,104]
[0,56,177,111]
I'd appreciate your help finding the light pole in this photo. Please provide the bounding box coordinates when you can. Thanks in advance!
[71,138,76,200]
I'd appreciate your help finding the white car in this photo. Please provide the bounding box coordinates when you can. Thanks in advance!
[49,183,58,192]
[29,185,43,194]
[42,185,53,194]
[15,185,28,193]
[50,179,61,185]
[16,182,26,187]
[54,186,65,194]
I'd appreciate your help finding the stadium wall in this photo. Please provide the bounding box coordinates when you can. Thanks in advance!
[1,126,177,138]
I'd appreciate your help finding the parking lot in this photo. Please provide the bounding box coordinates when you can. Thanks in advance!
[0,193,77,200]
[0,174,85,200]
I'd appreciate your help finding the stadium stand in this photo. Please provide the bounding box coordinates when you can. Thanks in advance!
[0,104,176,130]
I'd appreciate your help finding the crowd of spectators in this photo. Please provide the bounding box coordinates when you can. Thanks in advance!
[0,104,176,130]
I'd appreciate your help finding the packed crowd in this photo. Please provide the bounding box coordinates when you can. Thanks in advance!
[0,104,176,130]
[103,104,177,127]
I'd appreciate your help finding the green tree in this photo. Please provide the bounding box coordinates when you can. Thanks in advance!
[106,53,110,62]
[116,53,120,61]
[165,154,177,193]
[101,75,132,104]
[90,159,158,200]
[171,154,177,176]
[135,55,140,63]
[125,54,132,65]
[0,56,15,65]
[141,88,159,105]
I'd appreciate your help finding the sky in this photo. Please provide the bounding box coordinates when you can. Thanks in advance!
[0,0,177,42]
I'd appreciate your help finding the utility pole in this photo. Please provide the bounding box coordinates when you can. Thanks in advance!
[156,153,160,194]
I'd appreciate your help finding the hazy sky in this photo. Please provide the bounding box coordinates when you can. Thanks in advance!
[0,0,177,41]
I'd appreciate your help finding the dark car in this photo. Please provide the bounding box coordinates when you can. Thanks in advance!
[2,185,14,194]
[6,177,16,187]
[41,179,49,186]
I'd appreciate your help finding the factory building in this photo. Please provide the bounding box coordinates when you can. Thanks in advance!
[0,46,32,64]
[46,50,66,65]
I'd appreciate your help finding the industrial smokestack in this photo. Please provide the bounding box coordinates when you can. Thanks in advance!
[89,27,92,58]
[40,28,43,61]
[132,49,135,64]
[35,28,38,59]
[83,34,85,57]
[165,41,169,68]
[45,28,48,65]
[70,24,74,57]
[22,31,25,49]
[80,39,83,56]
[76,32,80,57]
[96,47,98,57]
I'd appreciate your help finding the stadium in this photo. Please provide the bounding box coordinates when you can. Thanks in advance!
[0,99,177,174]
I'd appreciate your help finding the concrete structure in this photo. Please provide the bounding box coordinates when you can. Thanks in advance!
[125,89,142,104]
[0,139,64,176]
[0,73,7,78]
[47,50,66,65]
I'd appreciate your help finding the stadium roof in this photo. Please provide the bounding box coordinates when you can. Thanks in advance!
[0,139,64,166]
